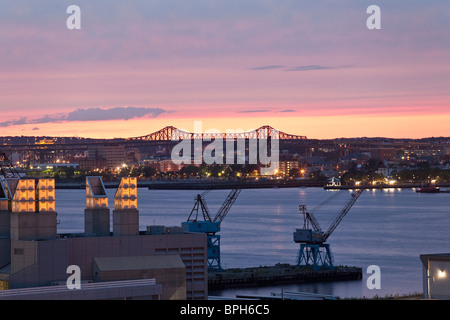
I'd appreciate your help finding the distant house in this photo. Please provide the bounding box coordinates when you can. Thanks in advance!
[376,164,394,178]
[327,177,341,187]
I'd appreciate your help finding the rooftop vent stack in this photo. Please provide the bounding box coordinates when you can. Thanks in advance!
[11,179,35,213]
[10,179,57,240]
[85,176,110,237]
[36,179,55,213]
[113,177,139,236]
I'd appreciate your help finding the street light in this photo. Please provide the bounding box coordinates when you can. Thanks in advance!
[427,269,447,299]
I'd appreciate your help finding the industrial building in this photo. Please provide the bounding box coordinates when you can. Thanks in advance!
[0,176,208,300]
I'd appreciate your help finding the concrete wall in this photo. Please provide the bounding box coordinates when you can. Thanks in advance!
[112,209,139,236]
[0,279,162,300]
[0,212,10,238]
[10,212,57,241]
[67,233,207,299]
[93,260,186,300]
[8,233,207,299]
[0,239,10,271]
[84,208,110,237]
[0,211,10,270]
[428,260,450,299]
[9,239,69,288]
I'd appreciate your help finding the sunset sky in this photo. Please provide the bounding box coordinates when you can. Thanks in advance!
[1,0,449,139]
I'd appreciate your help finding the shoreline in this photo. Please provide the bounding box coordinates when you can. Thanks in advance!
[51,179,450,191]
[53,179,327,190]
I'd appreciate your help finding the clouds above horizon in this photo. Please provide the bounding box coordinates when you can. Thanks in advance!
[251,66,285,70]
[251,65,352,72]
[237,109,297,114]
[1,0,450,139]
[3,0,450,71]
[0,106,168,127]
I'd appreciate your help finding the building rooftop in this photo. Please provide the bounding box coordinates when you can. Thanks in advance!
[420,253,450,267]
[93,255,184,272]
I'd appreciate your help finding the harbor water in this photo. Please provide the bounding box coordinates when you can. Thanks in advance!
[55,186,450,299]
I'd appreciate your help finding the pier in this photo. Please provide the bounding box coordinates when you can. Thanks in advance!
[208,264,362,290]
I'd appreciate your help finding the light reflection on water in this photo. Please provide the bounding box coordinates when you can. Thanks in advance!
[55,187,450,298]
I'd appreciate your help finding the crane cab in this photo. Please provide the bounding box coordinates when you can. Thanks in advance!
[182,220,220,234]
[294,229,324,244]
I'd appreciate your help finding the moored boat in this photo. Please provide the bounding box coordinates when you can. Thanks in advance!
[416,186,440,193]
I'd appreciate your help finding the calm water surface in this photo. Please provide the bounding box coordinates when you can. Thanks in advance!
[55,186,450,298]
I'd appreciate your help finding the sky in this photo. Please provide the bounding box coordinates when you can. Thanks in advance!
[0,0,449,139]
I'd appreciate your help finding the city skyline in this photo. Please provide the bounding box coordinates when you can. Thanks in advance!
[1,1,449,139]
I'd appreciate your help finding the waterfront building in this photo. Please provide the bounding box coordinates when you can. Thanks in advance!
[143,159,187,173]
[277,160,299,178]
[82,145,127,170]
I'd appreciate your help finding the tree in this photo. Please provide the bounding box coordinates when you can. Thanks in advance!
[142,166,158,179]
[364,158,382,171]
[63,166,75,179]
[179,165,200,176]
[309,170,327,181]
[289,168,301,178]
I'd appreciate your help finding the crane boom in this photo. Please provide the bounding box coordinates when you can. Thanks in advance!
[322,189,363,241]
[295,160,383,270]
[0,152,21,179]
[212,164,255,224]
[302,160,383,242]
[213,188,242,223]
[300,205,322,232]
[187,194,213,222]
[321,160,383,241]
[187,164,256,225]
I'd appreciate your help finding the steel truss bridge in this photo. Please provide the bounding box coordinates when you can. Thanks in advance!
[0,126,308,152]
[127,125,307,142]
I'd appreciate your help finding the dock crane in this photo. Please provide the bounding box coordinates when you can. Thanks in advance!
[0,152,21,179]
[182,165,255,271]
[0,152,22,209]
[294,161,382,270]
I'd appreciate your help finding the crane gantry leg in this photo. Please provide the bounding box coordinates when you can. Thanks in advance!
[207,234,222,271]
[297,243,334,271]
